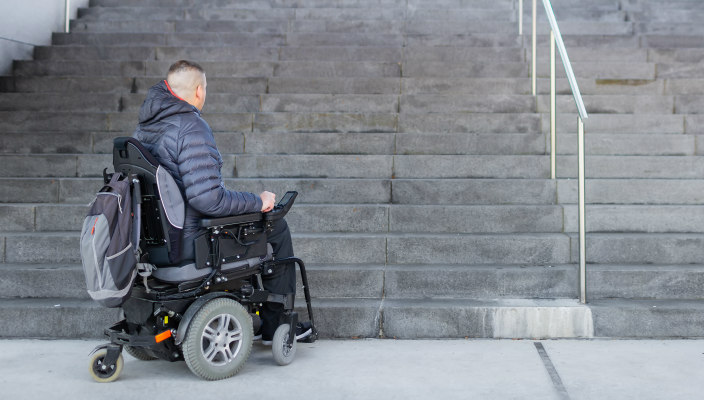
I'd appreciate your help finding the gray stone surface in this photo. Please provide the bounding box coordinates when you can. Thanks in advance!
[395,133,545,155]
[4,0,704,340]
[392,155,548,179]
[388,205,562,233]
[391,179,556,205]
[383,265,576,299]
[386,233,571,265]
[234,155,393,178]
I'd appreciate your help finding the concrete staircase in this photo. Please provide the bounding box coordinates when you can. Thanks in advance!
[1,0,704,339]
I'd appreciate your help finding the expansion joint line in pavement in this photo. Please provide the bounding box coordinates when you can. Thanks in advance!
[534,342,571,400]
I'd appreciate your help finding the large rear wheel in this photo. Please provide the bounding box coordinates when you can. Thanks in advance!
[182,298,253,380]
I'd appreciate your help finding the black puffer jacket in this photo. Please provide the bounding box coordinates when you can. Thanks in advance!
[133,80,262,239]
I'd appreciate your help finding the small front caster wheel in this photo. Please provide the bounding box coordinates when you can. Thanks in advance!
[272,323,297,366]
[89,349,124,383]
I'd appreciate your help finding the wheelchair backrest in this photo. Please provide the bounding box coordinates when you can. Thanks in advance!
[112,137,184,266]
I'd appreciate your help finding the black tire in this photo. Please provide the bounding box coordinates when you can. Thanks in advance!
[88,349,123,383]
[124,345,157,361]
[182,298,253,381]
[272,323,297,366]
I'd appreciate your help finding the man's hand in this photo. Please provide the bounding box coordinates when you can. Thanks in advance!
[260,191,276,213]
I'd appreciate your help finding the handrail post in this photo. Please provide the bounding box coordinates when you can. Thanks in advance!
[531,0,537,95]
[65,0,71,33]
[550,30,556,180]
[578,117,586,304]
[519,0,524,35]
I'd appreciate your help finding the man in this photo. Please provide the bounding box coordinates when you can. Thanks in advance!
[133,60,310,344]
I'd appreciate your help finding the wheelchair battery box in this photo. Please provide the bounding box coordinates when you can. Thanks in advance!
[194,223,268,269]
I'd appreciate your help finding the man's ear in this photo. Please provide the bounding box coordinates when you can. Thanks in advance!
[195,84,204,101]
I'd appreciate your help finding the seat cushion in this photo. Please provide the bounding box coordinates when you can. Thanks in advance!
[152,244,272,283]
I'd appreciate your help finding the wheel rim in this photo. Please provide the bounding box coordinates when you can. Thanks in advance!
[200,313,243,366]
[92,356,116,378]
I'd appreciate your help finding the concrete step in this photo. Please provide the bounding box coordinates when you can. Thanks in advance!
[0,203,563,234]
[12,60,401,78]
[0,154,105,178]
[382,265,575,300]
[385,264,704,301]
[649,48,704,64]
[537,94,674,115]
[0,111,399,133]
[399,94,534,113]
[252,112,398,133]
[636,22,704,36]
[589,265,704,300]
[231,154,551,179]
[0,93,122,112]
[260,94,399,113]
[589,299,704,337]
[381,298,594,339]
[33,45,281,62]
[2,296,703,339]
[0,132,97,154]
[0,298,120,338]
[395,132,546,155]
[657,62,704,79]
[557,179,704,205]
[242,132,395,155]
[645,36,704,49]
[0,296,384,339]
[556,133,697,156]
[233,155,394,179]
[9,202,704,235]
[403,62,528,78]
[0,264,87,299]
[551,113,685,134]
[399,113,540,133]
[7,262,703,306]
[392,155,549,178]
[384,298,704,338]
[583,233,704,265]
[0,231,572,265]
[70,19,290,34]
[76,7,512,22]
[390,179,557,205]
[556,156,704,179]
[52,32,287,47]
[564,205,704,233]
[267,77,401,94]
[0,76,135,93]
[0,177,396,204]
[90,0,411,9]
[0,262,384,300]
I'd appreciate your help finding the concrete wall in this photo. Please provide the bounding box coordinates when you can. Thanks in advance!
[0,0,90,75]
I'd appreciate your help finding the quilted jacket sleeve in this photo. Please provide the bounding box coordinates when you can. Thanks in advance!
[176,116,262,216]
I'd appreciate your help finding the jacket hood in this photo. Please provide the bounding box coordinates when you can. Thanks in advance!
[138,80,199,125]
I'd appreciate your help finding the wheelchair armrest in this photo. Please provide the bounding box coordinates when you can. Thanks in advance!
[199,212,263,229]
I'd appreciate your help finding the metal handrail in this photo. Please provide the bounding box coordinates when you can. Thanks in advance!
[65,0,71,33]
[519,0,589,304]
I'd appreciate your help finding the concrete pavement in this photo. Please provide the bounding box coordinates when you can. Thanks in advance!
[1,339,702,400]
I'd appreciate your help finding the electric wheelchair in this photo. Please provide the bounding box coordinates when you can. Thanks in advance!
[88,137,317,382]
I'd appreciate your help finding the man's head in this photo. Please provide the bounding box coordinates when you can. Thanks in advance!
[166,60,207,111]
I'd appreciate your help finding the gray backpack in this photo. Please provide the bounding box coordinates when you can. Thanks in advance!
[80,172,138,308]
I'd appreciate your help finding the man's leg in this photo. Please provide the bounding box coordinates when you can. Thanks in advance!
[260,218,296,340]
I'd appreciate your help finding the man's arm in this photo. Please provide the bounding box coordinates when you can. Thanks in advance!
[177,118,263,216]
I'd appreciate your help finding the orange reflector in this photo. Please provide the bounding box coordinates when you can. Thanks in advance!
[155,330,172,343]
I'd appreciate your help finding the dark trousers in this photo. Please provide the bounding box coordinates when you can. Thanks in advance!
[261,218,296,339]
